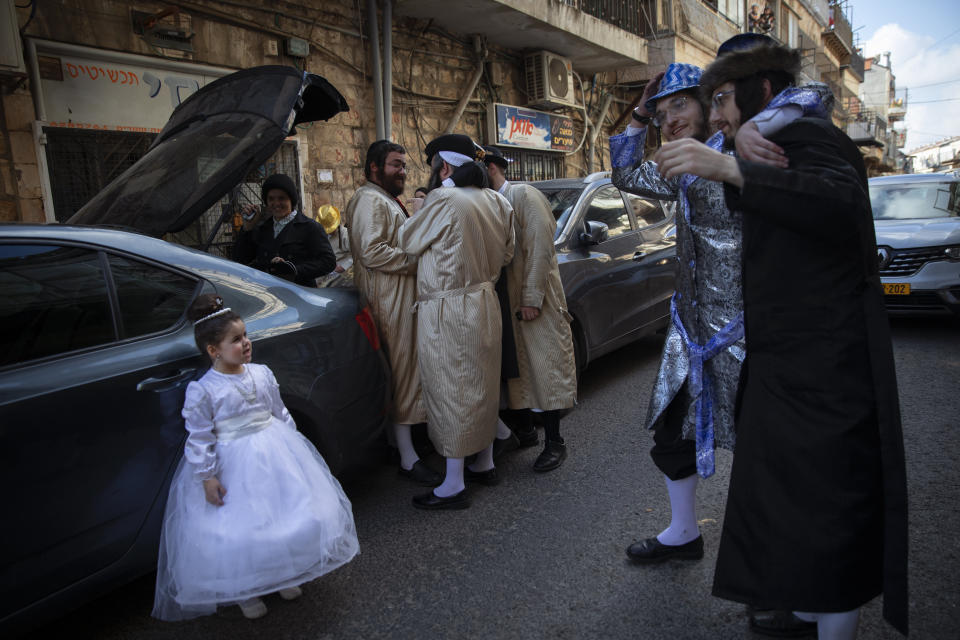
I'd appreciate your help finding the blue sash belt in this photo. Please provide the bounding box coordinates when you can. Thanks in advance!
[670,294,744,478]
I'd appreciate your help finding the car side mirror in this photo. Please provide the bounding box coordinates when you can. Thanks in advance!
[580,220,608,246]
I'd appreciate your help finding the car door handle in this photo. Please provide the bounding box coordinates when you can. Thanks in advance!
[633,251,646,261]
[137,368,197,392]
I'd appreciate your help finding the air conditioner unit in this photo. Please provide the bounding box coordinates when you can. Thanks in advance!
[524,50,577,110]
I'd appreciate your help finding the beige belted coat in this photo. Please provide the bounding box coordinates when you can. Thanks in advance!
[397,186,515,457]
[344,183,425,425]
[501,182,577,411]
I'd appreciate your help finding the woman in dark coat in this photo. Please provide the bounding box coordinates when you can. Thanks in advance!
[234,173,335,287]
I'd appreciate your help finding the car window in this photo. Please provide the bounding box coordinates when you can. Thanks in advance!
[623,192,668,229]
[0,244,115,366]
[585,185,633,239]
[108,254,198,338]
[869,180,960,220]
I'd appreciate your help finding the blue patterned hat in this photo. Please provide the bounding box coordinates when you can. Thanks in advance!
[645,62,703,113]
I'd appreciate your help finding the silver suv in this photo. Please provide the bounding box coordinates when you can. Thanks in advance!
[870,171,960,315]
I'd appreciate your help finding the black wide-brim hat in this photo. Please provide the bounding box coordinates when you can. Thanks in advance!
[700,39,801,102]
[482,145,511,168]
[424,133,483,165]
[261,173,299,207]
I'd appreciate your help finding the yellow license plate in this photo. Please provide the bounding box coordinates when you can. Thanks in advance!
[883,283,911,295]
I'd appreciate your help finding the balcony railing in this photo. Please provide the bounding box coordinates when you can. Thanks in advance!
[844,49,865,81]
[637,0,674,36]
[566,0,643,37]
[822,2,853,60]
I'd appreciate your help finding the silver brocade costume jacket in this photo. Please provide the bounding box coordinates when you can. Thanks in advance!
[610,86,831,477]
[612,130,744,475]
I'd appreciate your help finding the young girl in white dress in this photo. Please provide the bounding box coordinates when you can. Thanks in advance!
[152,294,359,620]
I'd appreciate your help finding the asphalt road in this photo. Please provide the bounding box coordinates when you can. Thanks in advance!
[24,315,960,639]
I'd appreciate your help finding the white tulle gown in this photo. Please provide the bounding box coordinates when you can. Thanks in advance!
[152,363,359,621]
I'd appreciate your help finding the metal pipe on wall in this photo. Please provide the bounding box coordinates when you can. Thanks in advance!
[444,36,486,134]
[367,0,385,140]
[586,93,613,174]
[382,0,392,140]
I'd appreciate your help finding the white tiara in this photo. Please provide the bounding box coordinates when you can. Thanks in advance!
[193,307,232,326]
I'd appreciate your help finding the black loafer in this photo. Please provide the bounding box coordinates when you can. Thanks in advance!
[492,433,520,459]
[533,440,566,472]
[412,489,470,510]
[749,610,817,638]
[626,535,704,563]
[514,425,539,448]
[464,467,500,485]
[398,460,443,486]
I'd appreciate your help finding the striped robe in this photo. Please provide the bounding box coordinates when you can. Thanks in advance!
[502,182,577,411]
[344,183,425,425]
[398,186,515,457]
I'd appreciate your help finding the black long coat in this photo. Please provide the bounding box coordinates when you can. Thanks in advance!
[711,117,908,634]
[234,212,335,287]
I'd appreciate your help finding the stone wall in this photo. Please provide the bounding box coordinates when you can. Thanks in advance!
[3,0,615,222]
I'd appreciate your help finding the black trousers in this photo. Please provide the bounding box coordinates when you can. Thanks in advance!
[649,391,697,481]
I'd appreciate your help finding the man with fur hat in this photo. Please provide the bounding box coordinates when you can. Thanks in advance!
[483,146,578,472]
[398,134,515,509]
[656,37,908,639]
[235,173,335,287]
[611,61,830,570]
[344,140,440,487]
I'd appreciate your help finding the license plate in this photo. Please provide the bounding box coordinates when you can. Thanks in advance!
[883,283,911,295]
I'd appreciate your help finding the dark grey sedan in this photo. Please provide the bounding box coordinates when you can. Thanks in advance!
[530,173,677,371]
[0,66,390,634]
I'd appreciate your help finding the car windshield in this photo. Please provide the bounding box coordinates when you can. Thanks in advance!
[536,187,584,238]
[870,180,960,220]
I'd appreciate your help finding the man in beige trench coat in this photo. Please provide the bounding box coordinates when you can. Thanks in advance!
[344,140,441,486]
[483,147,578,471]
[398,134,515,510]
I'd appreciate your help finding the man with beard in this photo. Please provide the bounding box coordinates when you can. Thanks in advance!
[398,134,515,509]
[656,37,908,639]
[344,140,441,486]
[482,146,577,472]
[610,61,828,571]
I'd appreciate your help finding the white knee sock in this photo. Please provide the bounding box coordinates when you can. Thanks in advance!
[794,609,860,640]
[495,418,512,440]
[394,423,419,471]
[434,457,465,497]
[468,444,495,472]
[656,473,700,546]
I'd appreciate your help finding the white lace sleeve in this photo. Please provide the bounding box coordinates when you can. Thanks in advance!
[261,365,298,431]
[181,381,218,480]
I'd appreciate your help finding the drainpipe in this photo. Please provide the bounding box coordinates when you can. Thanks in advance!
[444,36,486,134]
[586,93,613,174]
[367,0,385,140]
[382,0,392,140]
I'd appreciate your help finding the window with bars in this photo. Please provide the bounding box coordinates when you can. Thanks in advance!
[498,148,566,182]
[42,128,300,259]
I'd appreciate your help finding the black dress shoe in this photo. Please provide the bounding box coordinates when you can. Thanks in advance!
[412,489,470,510]
[533,440,566,472]
[749,610,817,638]
[398,460,443,486]
[464,466,500,485]
[625,535,704,563]
[492,433,520,459]
[514,425,539,448]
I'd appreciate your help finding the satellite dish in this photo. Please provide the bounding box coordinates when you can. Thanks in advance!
[549,57,569,98]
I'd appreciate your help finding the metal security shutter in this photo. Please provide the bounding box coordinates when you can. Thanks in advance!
[499,147,565,182]
[44,129,156,223]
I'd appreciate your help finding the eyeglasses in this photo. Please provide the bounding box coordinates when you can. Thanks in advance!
[652,95,689,129]
[712,89,736,109]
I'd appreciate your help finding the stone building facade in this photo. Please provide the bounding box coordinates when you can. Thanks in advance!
[0,0,650,236]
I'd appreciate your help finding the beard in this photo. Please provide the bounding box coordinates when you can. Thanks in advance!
[383,174,404,197]
[426,163,444,192]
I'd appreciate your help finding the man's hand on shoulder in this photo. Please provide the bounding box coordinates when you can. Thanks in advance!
[655,139,744,188]
[735,122,788,168]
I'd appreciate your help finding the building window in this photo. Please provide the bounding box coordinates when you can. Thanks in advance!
[498,148,566,181]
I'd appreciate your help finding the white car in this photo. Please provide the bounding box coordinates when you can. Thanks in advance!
[870,171,960,315]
